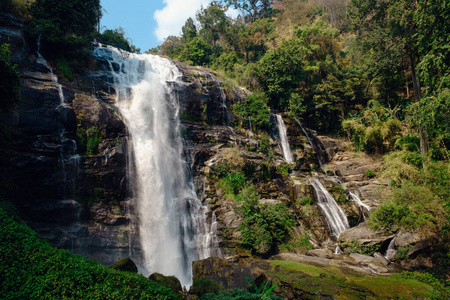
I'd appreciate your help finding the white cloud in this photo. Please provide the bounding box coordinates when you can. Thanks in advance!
[154,0,210,42]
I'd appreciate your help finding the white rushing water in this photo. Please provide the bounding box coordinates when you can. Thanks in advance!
[385,237,397,261]
[349,191,371,221]
[36,38,80,198]
[309,178,350,238]
[275,114,294,163]
[295,118,326,168]
[94,46,218,287]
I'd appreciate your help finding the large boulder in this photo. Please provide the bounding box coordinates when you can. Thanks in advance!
[192,257,253,290]
[149,273,183,295]
[109,257,138,273]
[339,223,395,247]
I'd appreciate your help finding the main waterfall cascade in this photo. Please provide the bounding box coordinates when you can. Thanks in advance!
[275,114,294,163]
[94,46,219,287]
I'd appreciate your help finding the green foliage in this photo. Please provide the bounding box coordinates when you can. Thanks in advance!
[280,235,313,253]
[259,135,270,154]
[365,169,376,178]
[0,202,178,299]
[0,0,34,17]
[238,185,295,255]
[368,201,424,234]
[109,257,138,273]
[96,28,139,53]
[29,0,101,65]
[181,37,212,66]
[202,288,283,300]
[76,126,103,155]
[340,241,380,256]
[56,57,73,81]
[395,135,420,152]
[297,197,314,206]
[216,172,246,197]
[0,44,21,112]
[341,101,402,153]
[277,163,291,177]
[233,92,270,130]
[395,246,413,260]
[330,184,348,203]
[191,278,222,297]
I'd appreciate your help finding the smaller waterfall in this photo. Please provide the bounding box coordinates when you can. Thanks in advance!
[295,118,326,168]
[209,74,230,126]
[349,191,371,221]
[309,178,350,238]
[36,39,80,199]
[385,238,397,260]
[275,115,294,163]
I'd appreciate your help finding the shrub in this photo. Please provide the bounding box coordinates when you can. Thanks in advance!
[280,235,313,253]
[277,163,291,177]
[232,92,271,130]
[365,169,376,178]
[56,57,73,81]
[340,241,380,256]
[364,126,384,153]
[190,278,222,297]
[259,135,270,154]
[395,246,413,260]
[297,197,314,206]
[216,172,246,196]
[238,186,295,255]
[367,202,420,233]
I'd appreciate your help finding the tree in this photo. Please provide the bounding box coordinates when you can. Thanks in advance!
[196,1,230,47]
[30,0,102,59]
[348,0,429,157]
[413,0,450,158]
[96,28,138,52]
[181,17,197,43]
[225,0,277,23]
[180,37,212,66]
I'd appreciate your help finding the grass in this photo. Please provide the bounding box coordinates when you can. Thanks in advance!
[268,260,441,299]
[0,201,179,299]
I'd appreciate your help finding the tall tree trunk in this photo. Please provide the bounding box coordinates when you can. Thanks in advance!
[410,52,429,162]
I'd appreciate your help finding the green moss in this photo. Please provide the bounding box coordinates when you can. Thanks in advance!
[268,260,441,299]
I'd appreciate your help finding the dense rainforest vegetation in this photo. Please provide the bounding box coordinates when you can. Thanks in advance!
[1,0,450,297]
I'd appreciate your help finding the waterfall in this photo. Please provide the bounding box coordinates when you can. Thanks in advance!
[95,45,218,287]
[349,191,371,221]
[309,178,349,238]
[385,238,397,260]
[275,114,294,163]
[295,118,326,168]
[36,38,80,199]
[210,74,230,126]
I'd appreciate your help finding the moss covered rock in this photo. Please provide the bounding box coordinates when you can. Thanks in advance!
[109,257,138,273]
[149,273,183,295]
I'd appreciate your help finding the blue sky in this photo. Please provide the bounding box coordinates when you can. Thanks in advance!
[100,0,213,52]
